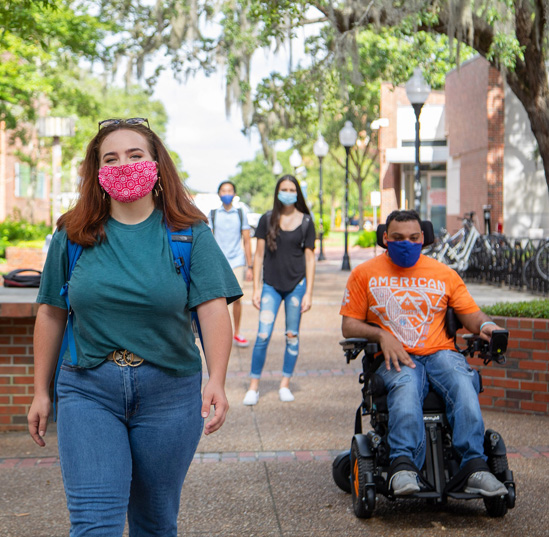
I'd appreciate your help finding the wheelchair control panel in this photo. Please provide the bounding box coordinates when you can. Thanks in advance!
[462,329,509,365]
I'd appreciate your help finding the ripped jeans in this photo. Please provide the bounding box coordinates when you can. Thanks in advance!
[376,349,485,470]
[249,279,307,378]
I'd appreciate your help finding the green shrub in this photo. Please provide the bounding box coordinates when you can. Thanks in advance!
[354,230,377,248]
[481,299,549,319]
[313,213,330,238]
[0,218,50,258]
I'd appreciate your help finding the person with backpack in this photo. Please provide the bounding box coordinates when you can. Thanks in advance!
[27,117,242,537]
[243,175,316,405]
[208,181,253,348]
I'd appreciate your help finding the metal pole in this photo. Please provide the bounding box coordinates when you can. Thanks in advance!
[342,147,351,271]
[318,156,326,261]
[412,103,424,215]
[52,135,61,231]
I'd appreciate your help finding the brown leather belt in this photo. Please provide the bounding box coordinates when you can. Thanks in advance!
[107,350,145,367]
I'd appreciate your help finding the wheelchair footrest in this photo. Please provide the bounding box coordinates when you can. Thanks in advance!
[413,491,441,499]
[446,491,482,500]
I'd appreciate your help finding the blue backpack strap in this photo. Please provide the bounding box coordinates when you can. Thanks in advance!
[165,223,205,354]
[53,239,83,420]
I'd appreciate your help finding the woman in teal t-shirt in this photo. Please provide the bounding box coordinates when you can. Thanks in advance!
[27,118,242,537]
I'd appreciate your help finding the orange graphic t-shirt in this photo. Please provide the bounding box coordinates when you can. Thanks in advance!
[340,253,479,355]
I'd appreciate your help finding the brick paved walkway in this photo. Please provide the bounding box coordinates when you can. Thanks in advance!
[2,446,549,469]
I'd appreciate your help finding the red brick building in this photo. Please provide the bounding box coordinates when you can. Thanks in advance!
[0,120,52,225]
[378,56,549,236]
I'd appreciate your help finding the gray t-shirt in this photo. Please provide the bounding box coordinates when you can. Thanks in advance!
[37,210,242,376]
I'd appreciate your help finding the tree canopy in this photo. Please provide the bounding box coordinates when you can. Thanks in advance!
[92,1,549,194]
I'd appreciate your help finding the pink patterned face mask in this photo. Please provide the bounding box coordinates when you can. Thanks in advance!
[98,161,158,203]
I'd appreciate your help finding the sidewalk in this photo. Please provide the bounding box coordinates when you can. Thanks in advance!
[1,246,548,536]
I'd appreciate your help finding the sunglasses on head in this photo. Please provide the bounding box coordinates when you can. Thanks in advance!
[98,117,150,131]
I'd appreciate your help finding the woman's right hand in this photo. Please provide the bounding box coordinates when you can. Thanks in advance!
[252,289,262,310]
[28,394,52,447]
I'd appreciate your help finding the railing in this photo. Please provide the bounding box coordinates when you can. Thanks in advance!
[426,216,549,295]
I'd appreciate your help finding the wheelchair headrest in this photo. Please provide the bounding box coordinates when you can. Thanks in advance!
[376,220,435,248]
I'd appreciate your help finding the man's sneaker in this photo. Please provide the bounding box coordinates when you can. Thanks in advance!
[464,471,508,497]
[243,390,259,406]
[390,470,420,495]
[278,387,295,402]
[233,335,250,348]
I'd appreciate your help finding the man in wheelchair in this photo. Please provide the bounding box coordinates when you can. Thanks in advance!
[340,210,508,499]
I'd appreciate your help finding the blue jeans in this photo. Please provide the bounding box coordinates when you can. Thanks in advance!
[376,349,485,470]
[57,359,203,537]
[250,279,307,378]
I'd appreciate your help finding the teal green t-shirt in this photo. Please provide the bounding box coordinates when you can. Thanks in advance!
[36,210,242,376]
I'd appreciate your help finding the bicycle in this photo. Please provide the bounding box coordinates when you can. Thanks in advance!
[433,212,480,273]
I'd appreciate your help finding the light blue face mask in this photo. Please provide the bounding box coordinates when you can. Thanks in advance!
[278,191,298,206]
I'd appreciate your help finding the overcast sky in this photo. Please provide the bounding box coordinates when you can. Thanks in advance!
[152,28,313,194]
[153,69,263,194]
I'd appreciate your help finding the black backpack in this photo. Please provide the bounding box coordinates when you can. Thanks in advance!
[3,268,42,288]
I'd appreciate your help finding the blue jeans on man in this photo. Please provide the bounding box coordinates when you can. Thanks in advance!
[376,349,485,470]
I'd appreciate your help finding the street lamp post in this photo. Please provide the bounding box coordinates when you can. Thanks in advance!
[405,68,431,216]
[289,149,302,176]
[37,117,75,230]
[313,133,329,261]
[339,120,357,271]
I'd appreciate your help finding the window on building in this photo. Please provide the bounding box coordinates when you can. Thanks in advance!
[14,163,46,199]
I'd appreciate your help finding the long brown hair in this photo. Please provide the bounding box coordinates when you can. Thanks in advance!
[266,175,310,252]
[57,122,207,246]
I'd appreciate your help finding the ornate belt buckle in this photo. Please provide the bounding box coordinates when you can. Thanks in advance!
[112,350,144,367]
[125,351,144,367]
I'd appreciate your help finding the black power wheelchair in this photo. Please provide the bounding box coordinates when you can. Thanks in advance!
[332,221,516,519]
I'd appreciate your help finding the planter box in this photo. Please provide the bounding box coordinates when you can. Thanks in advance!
[457,316,549,415]
[3,246,46,275]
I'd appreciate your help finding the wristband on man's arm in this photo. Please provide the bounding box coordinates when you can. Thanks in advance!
[479,321,496,332]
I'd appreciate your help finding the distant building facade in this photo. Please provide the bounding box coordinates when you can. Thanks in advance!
[0,120,51,224]
[378,55,549,237]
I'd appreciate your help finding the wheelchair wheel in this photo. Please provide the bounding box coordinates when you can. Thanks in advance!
[332,451,351,493]
[351,440,376,519]
[483,455,509,518]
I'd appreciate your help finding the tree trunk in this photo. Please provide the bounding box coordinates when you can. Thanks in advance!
[357,180,364,230]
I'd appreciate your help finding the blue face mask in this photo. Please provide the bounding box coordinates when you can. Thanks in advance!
[386,240,423,268]
[220,194,234,205]
[278,191,298,206]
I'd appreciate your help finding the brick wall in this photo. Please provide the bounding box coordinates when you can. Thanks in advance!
[444,56,506,235]
[486,68,505,231]
[3,247,47,274]
[458,316,549,415]
[0,317,36,430]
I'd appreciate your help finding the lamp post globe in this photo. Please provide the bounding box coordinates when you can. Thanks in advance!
[273,160,283,176]
[405,68,431,216]
[289,149,302,175]
[338,121,357,271]
[313,133,329,261]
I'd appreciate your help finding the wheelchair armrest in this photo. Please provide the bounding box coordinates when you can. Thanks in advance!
[339,338,381,364]
[462,330,509,365]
